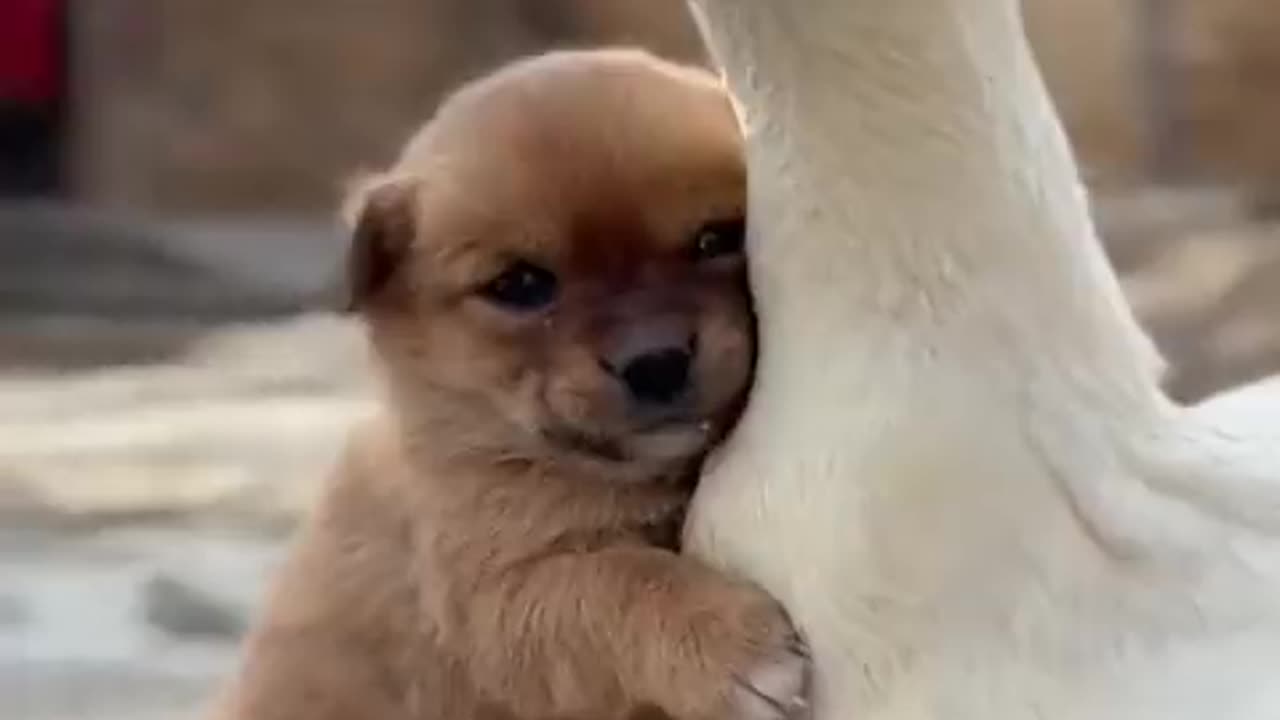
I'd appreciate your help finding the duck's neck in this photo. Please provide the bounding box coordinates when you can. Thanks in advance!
[690,0,1165,412]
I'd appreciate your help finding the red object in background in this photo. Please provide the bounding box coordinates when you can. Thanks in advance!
[0,0,63,105]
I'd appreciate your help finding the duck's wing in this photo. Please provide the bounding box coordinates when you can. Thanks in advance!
[1146,375,1280,534]
[1194,375,1280,429]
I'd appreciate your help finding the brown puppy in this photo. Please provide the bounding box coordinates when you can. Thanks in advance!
[211,49,805,720]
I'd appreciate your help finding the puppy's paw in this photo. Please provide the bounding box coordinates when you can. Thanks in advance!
[730,635,810,720]
[644,585,810,720]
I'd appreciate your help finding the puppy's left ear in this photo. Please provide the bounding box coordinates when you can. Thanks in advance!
[341,173,417,313]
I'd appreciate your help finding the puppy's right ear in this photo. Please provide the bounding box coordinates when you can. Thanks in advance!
[341,174,417,313]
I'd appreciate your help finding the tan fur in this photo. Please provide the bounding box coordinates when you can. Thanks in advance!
[211,49,802,720]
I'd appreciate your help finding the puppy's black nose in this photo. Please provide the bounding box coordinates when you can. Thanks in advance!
[620,347,692,404]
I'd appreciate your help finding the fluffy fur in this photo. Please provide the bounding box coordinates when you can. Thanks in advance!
[210,48,807,720]
[684,1,1280,719]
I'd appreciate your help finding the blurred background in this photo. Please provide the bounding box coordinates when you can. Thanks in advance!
[1,1,1278,718]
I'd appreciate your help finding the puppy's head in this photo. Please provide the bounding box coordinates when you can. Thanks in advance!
[345,49,752,478]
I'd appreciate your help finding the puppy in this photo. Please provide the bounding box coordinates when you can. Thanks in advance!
[211,49,805,720]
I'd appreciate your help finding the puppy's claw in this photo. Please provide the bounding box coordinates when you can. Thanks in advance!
[730,643,810,720]
[786,634,811,660]
[734,674,789,715]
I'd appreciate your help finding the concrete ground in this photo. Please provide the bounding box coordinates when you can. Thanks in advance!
[1,188,1278,719]
[0,525,282,720]
[1,204,374,720]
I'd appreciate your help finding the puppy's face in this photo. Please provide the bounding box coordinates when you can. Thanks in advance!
[348,50,752,477]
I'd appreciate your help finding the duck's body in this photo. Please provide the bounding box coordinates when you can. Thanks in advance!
[683,1,1280,717]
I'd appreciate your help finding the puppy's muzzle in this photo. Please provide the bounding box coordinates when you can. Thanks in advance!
[619,347,692,405]
[599,312,697,409]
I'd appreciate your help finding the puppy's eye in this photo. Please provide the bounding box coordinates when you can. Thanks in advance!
[480,260,558,311]
[691,218,746,262]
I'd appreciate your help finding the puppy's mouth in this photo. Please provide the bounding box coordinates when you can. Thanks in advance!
[543,425,629,463]
[543,415,715,465]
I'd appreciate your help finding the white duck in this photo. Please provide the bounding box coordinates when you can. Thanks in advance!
[682,1,1280,718]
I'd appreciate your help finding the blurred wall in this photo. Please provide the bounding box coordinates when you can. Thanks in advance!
[1181,0,1280,193]
[1024,0,1145,184]
[66,0,1280,216]
[1029,0,1280,193]
[71,0,554,215]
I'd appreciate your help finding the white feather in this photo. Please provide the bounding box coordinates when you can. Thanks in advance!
[684,0,1280,718]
